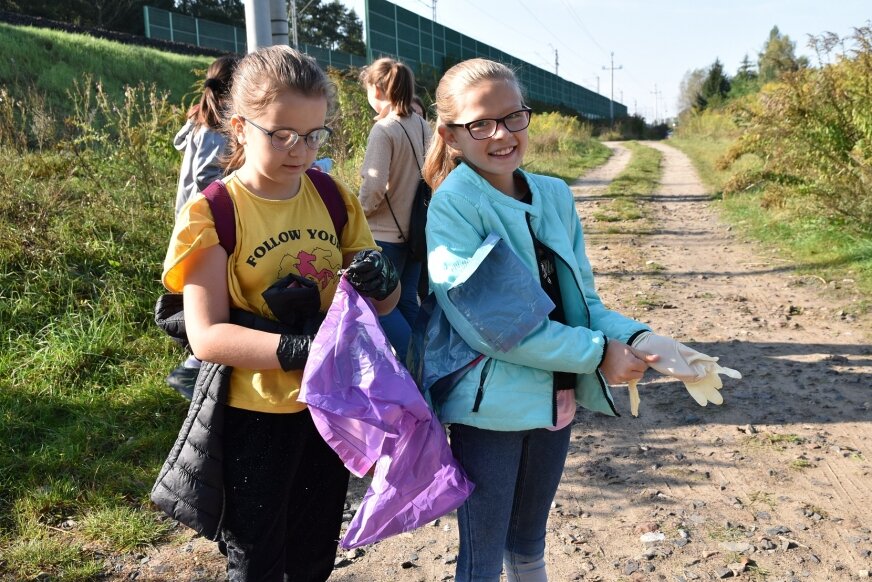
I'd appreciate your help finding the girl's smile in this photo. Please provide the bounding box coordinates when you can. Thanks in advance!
[440,79,529,197]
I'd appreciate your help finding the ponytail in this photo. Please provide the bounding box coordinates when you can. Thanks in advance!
[360,57,415,117]
[422,126,459,191]
[188,54,239,130]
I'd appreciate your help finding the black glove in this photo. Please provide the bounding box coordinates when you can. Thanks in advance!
[276,333,314,371]
[262,272,321,331]
[345,249,399,300]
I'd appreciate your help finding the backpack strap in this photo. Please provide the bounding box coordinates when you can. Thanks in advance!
[201,180,235,256]
[306,168,348,237]
[200,171,347,257]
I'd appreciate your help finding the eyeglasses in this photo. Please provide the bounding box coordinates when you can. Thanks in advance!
[446,107,532,140]
[241,116,332,151]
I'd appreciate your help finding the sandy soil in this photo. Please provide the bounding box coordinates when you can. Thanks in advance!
[112,142,871,582]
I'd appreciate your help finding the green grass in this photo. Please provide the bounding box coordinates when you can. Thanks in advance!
[524,111,611,182]
[591,141,662,223]
[0,25,202,578]
[0,22,211,119]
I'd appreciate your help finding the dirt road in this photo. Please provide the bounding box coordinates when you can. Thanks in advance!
[121,142,871,582]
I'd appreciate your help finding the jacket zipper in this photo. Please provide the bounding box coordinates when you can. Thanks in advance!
[471,358,493,412]
[526,215,619,417]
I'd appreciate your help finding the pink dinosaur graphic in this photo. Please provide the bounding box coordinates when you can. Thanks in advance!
[294,249,335,289]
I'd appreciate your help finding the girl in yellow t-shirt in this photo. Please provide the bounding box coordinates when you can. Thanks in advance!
[162,45,399,580]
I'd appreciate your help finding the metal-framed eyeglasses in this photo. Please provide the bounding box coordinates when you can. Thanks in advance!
[446,107,533,140]
[241,116,332,151]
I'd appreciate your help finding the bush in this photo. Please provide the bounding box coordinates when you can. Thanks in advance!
[720,26,872,232]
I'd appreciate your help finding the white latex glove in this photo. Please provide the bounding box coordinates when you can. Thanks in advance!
[628,379,641,417]
[631,332,741,406]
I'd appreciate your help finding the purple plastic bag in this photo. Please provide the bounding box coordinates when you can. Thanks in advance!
[299,277,475,549]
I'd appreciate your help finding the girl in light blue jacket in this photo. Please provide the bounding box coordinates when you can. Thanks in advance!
[420,58,659,582]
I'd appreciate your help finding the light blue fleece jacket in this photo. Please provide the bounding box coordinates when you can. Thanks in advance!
[424,162,650,430]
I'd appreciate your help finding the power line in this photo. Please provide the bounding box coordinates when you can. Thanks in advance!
[556,0,609,57]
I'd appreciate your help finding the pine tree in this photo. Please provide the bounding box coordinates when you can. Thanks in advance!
[696,58,731,111]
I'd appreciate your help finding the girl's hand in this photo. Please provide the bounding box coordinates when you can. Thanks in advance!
[345,250,399,300]
[598,339,659,385]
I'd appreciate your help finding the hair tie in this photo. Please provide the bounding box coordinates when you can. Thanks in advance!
[204,78,225,92]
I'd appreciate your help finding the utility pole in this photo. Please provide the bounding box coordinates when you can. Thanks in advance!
[289,0,298,47]
[602,51,622,123]
[288,0,317,49]
[432,0,437,22]
[270,0,288,46]
[651,84,662,124]
[548,44,558,76]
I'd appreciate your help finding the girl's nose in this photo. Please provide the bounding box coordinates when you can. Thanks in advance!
[492,120,513,139]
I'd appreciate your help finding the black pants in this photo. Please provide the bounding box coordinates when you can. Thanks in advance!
[221,406,350,582]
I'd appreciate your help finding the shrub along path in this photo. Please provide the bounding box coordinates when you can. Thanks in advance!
[111,142,871,581]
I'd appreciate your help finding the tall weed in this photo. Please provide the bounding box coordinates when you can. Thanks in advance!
[64,76,180,204]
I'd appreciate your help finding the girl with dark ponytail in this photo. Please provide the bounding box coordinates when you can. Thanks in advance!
[173,54,240,216]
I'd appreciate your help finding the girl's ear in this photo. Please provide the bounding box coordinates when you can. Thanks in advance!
[229,114,246,144]
[438,123,459,150]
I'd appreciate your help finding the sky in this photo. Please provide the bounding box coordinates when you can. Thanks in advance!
[338,0,870,123]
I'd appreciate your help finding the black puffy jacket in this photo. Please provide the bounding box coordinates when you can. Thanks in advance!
[151,359,230,539]
[150,297,314,539]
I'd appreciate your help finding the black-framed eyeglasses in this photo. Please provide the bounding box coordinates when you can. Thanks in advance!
[446,107,533,140]
[241,116,332,151]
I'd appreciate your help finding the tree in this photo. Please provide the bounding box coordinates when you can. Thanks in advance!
[735,54,758,81]
[758,26,809,83]
[730,53,760,99]
[174,0,244,26]
[0,0,175,33]
[293,0,365,55]
[693,59,731,112]
[677,67,706,115]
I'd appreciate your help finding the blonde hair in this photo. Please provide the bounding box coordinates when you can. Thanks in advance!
[359,57,415,117]
[422,58,523,191]
[224,45,336,172]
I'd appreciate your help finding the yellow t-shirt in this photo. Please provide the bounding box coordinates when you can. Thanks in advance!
[162,171,377,413]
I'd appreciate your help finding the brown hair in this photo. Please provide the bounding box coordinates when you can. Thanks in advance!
[223,45,336,172]
[422,59,523,191]
[359,57,415,117]
[187,54,239,130]
[411,94,427,120]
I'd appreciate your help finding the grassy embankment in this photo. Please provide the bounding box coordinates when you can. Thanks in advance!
[0,23,608,579]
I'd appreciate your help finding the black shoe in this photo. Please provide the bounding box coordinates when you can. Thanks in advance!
[166,364,198,400]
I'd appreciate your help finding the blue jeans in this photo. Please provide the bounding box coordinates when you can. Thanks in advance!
[376,240,421,363]
[449,423,572,582]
